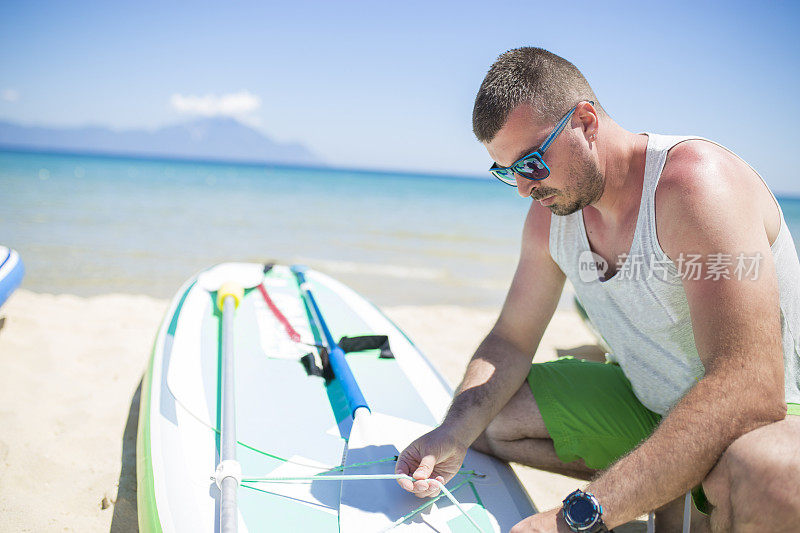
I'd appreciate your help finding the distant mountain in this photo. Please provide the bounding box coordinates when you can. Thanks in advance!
[0,117,321,165]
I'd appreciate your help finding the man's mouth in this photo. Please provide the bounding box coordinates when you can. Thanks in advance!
[531,194,555,202]
[533,193,556,205]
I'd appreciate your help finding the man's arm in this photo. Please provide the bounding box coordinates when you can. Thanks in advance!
[396,201,566,495]
[442,202,566,446]
[583,143,787,528]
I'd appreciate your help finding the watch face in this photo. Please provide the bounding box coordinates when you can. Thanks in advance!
[568,498,596,525]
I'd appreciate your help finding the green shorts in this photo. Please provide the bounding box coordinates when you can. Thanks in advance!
[528,357,661,470]
[528,357,800,515]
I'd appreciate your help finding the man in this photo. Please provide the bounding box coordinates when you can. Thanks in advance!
[395,47,800,532]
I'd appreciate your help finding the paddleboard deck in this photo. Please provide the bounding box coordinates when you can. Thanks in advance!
[137,262,536,532]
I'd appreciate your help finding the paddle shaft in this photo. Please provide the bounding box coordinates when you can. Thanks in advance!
[220,294,238,533]
[292,266,369,415]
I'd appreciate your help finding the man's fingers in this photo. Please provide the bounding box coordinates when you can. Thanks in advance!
[396,443,451,496]
[395,455,412,476]
[395,456,415,492]
[412,479,430,493]
[397,477,414,492]
[413,480,441,499]
[413,454,437,480]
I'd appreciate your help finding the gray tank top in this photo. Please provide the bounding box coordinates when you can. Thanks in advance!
[549,133,800,415]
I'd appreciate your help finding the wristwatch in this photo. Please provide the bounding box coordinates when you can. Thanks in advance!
[562,489,609,532]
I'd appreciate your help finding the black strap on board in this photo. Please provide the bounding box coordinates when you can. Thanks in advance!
[300,346,335,381]
[338,335,395,359]
[300,352,323,378]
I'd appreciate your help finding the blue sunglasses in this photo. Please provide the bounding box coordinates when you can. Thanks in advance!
[489,101,593,186]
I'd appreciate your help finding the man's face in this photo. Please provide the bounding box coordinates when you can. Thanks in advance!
[484,104,604,216]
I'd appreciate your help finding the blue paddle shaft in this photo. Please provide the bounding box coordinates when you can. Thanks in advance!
[292,266,370,415]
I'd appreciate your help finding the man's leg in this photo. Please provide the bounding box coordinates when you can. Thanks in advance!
[471,383,597,480]
[652,493,709,532]
[471,380,698,532]
[702,415,800,532]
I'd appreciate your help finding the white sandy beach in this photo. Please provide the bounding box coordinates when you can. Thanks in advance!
[0,289,645,532]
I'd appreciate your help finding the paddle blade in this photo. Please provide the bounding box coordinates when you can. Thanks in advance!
[197,263,265,292]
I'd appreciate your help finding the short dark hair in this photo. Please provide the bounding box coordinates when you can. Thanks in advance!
[472,47,602,143]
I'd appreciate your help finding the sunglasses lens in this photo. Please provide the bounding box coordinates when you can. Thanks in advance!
[490,168,518,186]
[515,156,549,180]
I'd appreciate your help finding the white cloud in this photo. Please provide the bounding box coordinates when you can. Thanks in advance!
[2,89,20,102]
[170,90,261,117]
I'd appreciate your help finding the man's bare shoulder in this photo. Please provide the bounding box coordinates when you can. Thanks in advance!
[658,140,740,198]
[654,139,777,258]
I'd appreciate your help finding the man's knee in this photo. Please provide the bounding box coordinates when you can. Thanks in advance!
[471,414,507,456]
[471,429,495,455]
[484,382,549,442]
[726,436,800,510]
[470,404,524,458]
[704,421,800,526]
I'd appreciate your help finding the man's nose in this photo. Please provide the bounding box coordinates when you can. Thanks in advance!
[515,173,536,198]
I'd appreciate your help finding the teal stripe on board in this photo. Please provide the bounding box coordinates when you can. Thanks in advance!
[166,280,196,336]
[447,505,494,533]
[239,484,339,531]
[325,378,351,428]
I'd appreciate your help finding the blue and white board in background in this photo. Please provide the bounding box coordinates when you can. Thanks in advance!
[0,247,24,309]
[137,262,536,532]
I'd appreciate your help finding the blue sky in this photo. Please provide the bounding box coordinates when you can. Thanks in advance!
[1,1,799,193]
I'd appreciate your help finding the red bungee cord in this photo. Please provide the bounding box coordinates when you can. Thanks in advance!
[257,283,302,343]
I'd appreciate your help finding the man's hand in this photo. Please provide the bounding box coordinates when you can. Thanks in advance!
[510,508,571,533]
[394,426,468,498]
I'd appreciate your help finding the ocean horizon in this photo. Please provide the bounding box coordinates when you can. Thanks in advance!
[2,149,799,307]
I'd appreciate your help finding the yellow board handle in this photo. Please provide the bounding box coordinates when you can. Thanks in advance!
[217,282,244,311]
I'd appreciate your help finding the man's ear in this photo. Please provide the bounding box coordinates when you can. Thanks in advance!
[577,101,598,142]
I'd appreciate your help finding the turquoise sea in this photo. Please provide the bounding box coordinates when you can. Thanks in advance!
[2,150,799,307]
[0,150,529,306]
